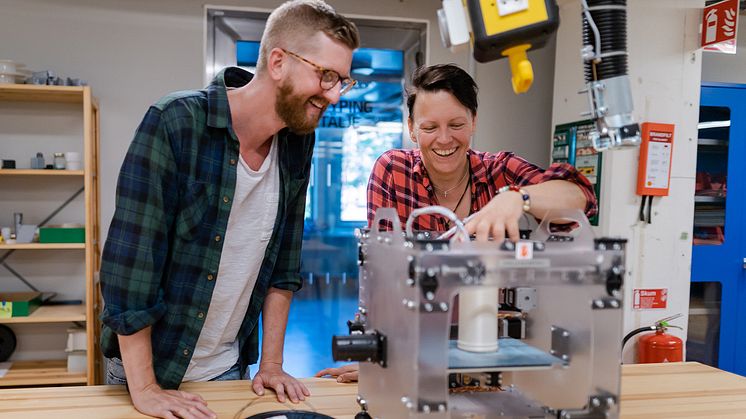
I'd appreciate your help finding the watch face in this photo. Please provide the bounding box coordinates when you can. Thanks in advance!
[0,324,16,362]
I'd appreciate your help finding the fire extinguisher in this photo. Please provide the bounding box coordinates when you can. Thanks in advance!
[622,313,684,363]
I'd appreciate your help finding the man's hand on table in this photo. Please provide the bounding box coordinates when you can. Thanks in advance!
[252,362,311,403]
[130,382,216,419]
[315,363,359,383]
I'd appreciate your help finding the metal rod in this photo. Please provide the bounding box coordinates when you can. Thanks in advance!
[38,187,85,227]
[1,262,40,292]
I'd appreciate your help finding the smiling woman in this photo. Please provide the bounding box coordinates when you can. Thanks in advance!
[367,63,599,242]
[317,63,603,386]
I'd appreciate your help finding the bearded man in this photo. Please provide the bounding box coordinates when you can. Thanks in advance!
[99,2,359,418]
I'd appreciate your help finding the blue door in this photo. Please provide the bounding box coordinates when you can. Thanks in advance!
[689,83,746,376]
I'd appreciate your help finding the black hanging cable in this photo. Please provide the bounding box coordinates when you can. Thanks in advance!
[638,195,654,224]
[444,178,471,229]
[434,177,471,231]
[451,178,471,213]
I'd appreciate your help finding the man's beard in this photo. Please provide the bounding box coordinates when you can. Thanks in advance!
[275,81,327,135]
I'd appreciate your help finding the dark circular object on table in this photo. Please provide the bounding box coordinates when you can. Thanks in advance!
[246,412,334,419]
[0,324,17,362]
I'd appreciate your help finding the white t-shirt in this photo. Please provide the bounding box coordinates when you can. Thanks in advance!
[183,135,280,381]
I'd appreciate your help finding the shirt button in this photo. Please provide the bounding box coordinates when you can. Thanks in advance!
[183,349,189,356]
[197,312,205,319]
[207,274,214,281]
[215,235,222,242]
[229,159,237,165]
[223,196,230,204]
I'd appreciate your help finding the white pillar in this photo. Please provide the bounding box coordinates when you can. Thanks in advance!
[551,0,704,363]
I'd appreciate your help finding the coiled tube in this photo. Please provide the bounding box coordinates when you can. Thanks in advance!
[583,0,628,81]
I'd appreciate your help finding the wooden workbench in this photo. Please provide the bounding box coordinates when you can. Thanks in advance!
[621,362,746,418]
[0,362,744,418]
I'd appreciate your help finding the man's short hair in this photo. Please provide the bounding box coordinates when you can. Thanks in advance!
[257,0,360,72]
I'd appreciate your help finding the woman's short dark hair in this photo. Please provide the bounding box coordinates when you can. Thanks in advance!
[406,64,478,119]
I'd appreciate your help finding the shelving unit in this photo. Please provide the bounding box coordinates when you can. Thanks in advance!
[697,138,728,147]
[689,84,746,376]
[0,84,100,387]
[0,169,85,176]
[692,104,729,247]
[0,305,86,324]
[694,196,725,204]
[0,360,86,387]
[0,243,86,250]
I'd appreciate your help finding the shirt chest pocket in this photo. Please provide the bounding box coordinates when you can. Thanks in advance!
[176,181,215,241]
[260,192,280,241]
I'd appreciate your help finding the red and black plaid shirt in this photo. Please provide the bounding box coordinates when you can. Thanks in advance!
[367,149,598,231]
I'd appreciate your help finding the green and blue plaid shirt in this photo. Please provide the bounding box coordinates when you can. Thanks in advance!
[100,67,313,389]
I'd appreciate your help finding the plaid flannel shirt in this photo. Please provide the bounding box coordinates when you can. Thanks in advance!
[100,67,313,389]
[367,148,597,231]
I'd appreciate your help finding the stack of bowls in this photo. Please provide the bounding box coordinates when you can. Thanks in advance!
[0,60,29,84]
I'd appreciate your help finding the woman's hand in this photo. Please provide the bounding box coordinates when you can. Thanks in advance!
[466,190,525,242]
[314,363,359,383]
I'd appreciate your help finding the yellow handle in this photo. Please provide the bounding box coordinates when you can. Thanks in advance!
[502,44,534,94]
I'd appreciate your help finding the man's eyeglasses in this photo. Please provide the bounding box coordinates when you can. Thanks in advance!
[282,49,356,96]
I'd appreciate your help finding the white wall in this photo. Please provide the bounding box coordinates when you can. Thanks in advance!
[472,39,557,167]
[552,0,704,363]
[0,0,556,242]
[0,0,555,361]
[702,11,746,83]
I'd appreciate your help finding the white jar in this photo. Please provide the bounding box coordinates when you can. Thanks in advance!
[65,151,82,170]
[53,152,66,170]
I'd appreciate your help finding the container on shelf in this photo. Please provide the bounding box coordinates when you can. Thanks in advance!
[66,351,87,373]
[39,224,85,243]
[53,152,66,170]
[0,292,42,318]
[65,327,87,352]
[65,152,81,171]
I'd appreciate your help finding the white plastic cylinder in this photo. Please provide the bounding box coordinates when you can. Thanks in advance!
[457,286,499,352]
[65,151,82,170]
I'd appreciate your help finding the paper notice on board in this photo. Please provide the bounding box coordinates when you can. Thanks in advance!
[0,362,12,378]
[645,142,672,189]
[576,154,600,184]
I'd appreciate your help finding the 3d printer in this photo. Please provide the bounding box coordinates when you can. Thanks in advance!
[333,207,627,418]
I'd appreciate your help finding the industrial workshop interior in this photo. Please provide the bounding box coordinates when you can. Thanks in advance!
[1,0,746,417]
